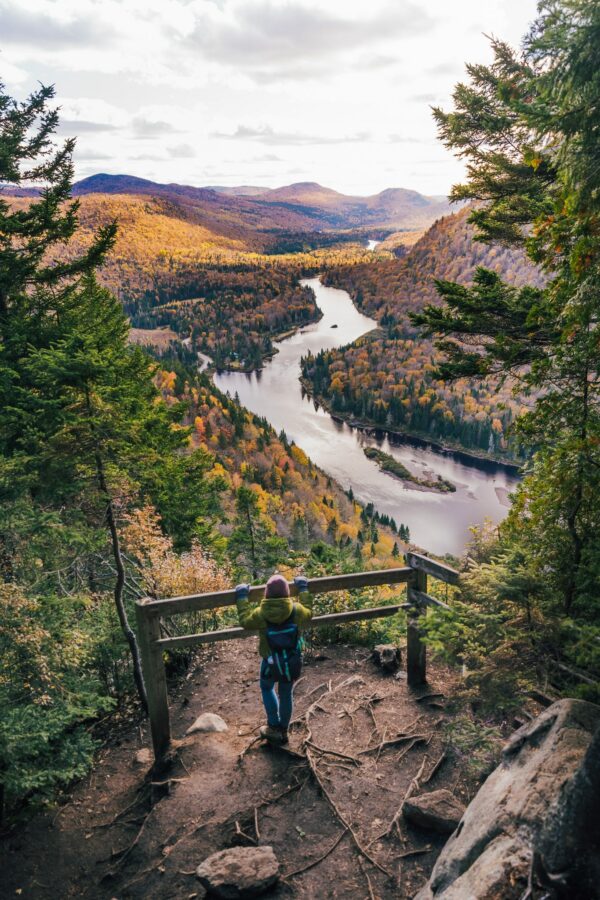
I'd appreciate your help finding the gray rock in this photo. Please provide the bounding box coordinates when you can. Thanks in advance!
[371,644,402,674]
[403,789,465,834]
[414,699,600,900]
[196,846,279,898]
[186,712,228,735]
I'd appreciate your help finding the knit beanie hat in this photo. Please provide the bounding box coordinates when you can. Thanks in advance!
[265,572,290,598]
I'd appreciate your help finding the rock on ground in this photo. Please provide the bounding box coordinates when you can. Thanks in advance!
[196,846,279,898]
[403,789,465,834]
[371,644,402,673]
[132,747,153,767]
[415,699,600,900]
[186,712,228,735]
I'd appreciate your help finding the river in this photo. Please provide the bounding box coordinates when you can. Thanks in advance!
[214,277,520,556]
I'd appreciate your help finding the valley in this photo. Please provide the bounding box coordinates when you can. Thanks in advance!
[32,175,527,554]
[215,277,519,556]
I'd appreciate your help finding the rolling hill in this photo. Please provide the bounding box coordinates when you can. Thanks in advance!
[70,174,451,233]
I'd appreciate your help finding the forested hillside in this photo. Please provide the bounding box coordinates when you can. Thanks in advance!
[8,191,375,370]
[301,207,543,460]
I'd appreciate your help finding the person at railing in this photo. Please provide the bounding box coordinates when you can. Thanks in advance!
[235,573,313,745]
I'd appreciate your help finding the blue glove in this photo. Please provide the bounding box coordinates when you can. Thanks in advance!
[294,575,309,592]
[235,583,250,601]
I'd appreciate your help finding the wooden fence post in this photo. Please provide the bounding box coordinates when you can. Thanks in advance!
[135,601,171,761]
[406,567,427,687]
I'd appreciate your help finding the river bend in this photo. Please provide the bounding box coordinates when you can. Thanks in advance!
[215,277,519,555]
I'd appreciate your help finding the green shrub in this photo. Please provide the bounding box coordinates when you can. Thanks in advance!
[0,585,115,819]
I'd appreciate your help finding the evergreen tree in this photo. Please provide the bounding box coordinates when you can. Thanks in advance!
[412,0,600,615]
[228,485,287,580]
[0,82,197,709]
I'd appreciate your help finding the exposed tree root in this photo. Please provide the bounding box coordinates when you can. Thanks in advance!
[359,734,429,755]
[284,827,349,878]
[300,678,393,879]
[358,856,377,900]
[422,750,447,784]
[93,783,151,829]
[304,739,361,765]
[398,845,432,859]
[384,756,428,838]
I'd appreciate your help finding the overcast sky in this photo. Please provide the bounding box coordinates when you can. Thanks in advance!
[1,0,539,196]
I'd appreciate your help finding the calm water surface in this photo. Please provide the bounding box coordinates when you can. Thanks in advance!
[215,277,519,555]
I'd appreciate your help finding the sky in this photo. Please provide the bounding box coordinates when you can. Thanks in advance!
[0,0,540,196]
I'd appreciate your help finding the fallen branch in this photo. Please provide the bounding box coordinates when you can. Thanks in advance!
[238,734,263,762]
[150,777,188,787]
[259,778,308,807]
[253,806,261,841]
[284,827,349,878]
[234,819,257,846]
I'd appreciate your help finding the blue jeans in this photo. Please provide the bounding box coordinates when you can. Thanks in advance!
[260,659,294,728]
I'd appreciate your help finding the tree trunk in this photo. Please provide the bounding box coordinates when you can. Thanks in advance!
[95,452,148,713]
[564,361,589,614]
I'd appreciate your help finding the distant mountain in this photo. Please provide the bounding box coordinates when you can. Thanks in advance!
[69,174,451,233]
[247,181,452,229]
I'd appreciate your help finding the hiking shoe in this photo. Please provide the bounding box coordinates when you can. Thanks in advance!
[279,728,289,745]
[260,725,285,744]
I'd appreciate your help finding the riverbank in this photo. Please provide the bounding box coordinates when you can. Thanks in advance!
[300,377,523,474]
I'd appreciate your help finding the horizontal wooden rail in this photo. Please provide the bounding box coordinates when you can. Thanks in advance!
[405,552,459,586]
[137,555,460,762]
[157,603,411,650]
[410,588,450,611]
[139,567,413,618]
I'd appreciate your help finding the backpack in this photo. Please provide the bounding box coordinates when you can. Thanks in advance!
[264,605,303,683]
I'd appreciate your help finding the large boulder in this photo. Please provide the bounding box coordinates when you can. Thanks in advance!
[403,789,465,834]
[415,699,600,900]
[196,846,279,898]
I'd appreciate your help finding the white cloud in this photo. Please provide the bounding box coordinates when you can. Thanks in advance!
[1,0,540,195]
[212,123,371,145]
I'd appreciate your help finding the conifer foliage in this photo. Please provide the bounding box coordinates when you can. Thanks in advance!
[414,1,600,708]
[0,83,195,813]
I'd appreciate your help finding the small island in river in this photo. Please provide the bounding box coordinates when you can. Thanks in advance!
[363,446,456,493]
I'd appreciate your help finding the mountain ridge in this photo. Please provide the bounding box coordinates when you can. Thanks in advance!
[69,174,451,231]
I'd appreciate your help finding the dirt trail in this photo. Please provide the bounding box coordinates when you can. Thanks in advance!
[1,642,474,899]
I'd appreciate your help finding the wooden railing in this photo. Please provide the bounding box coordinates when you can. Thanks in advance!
[135,552,459,760]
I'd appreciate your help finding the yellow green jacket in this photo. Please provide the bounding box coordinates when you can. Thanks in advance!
[236,590,314,658]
